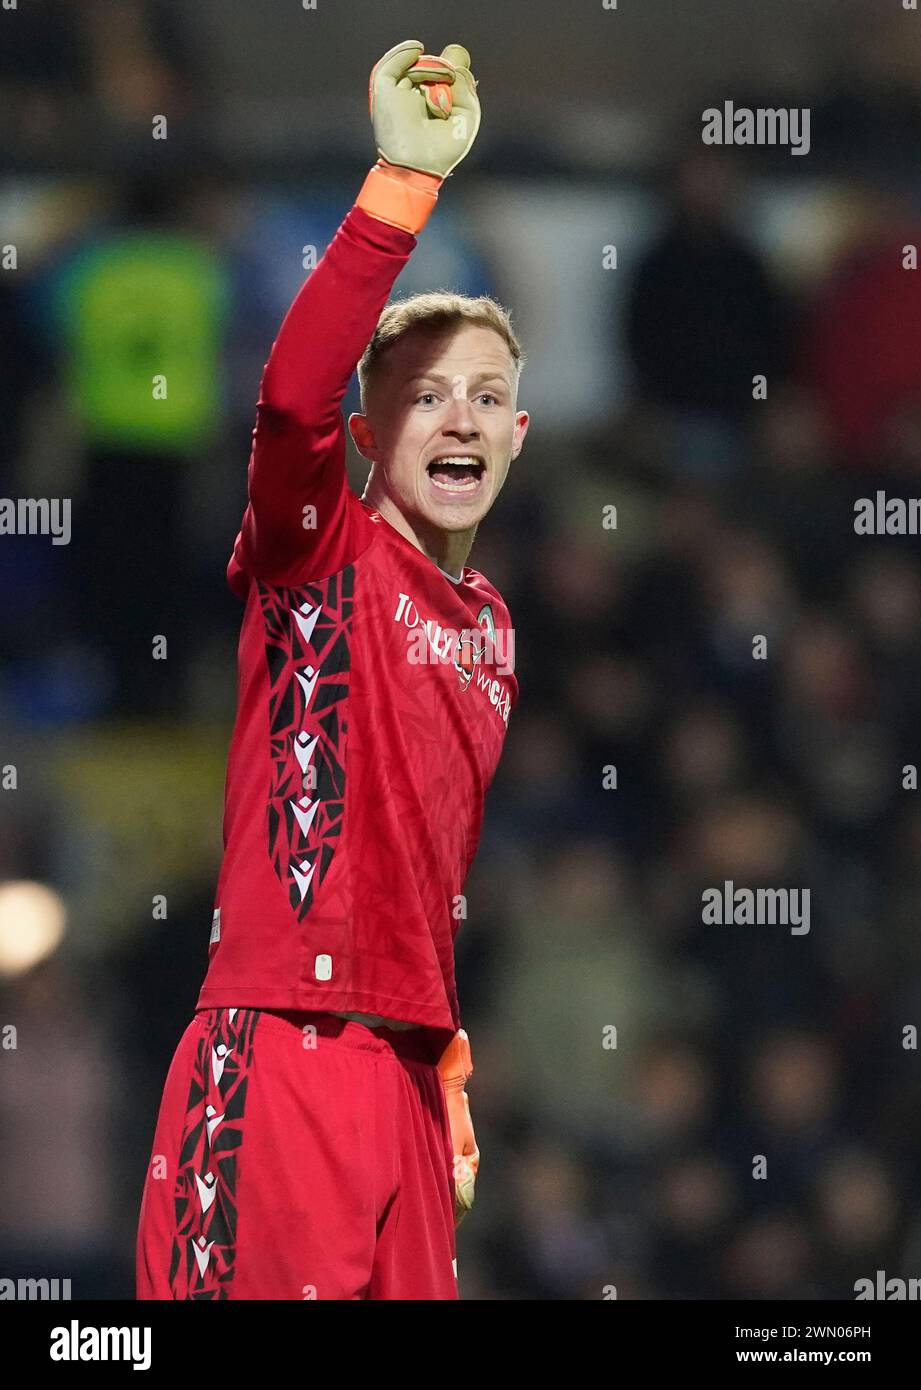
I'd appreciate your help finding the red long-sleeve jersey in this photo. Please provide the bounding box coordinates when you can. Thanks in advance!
[196,203,517,1043]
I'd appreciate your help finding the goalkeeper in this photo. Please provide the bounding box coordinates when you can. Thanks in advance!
[136,39,528,1300]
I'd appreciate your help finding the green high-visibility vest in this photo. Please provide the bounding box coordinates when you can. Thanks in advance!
[59,233,227,452]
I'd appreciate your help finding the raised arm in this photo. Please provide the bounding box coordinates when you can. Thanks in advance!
[228,39,481,595]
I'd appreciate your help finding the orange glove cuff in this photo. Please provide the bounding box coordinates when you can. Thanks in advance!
[437,1028,473,1091]
[355,160,442,235]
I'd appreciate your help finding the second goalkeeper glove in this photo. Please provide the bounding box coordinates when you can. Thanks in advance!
[437,1028,480,1227]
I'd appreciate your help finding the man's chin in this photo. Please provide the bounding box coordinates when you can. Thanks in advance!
[422,499,488,534]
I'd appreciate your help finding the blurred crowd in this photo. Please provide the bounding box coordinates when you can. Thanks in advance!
[3,0,921,1302]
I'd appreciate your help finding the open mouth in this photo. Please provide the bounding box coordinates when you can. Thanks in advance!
[426,456,487,494]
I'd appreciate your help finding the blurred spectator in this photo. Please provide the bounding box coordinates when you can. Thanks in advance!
[802,199,921,464]
[625,147,790,480]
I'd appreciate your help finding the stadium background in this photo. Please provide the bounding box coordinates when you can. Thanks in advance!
[2,0,921,1300]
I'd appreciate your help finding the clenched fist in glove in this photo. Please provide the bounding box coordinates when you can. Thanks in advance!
[357,40,481,235]
[437,1029,480,1227]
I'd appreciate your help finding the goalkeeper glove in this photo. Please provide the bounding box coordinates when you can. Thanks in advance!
[437,1028,480,1227]
[357,40,481,235]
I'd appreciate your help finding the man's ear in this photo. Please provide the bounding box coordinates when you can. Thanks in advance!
[511,409,530,460]
[348,412,378,461]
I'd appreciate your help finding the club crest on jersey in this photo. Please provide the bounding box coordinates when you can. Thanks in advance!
[454,632,486,690]
[393,591,513,723]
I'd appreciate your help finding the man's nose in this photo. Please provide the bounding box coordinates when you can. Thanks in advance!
[442,395,479,435]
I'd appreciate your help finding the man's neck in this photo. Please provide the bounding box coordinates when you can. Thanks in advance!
[363,489,474,582]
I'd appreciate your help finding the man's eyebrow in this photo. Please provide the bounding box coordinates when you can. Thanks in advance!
[406,371,510,387]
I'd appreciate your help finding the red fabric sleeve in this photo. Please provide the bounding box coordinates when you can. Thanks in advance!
[228,203,417,596]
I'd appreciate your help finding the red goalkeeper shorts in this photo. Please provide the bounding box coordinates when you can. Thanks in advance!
[136,1008,458,1300]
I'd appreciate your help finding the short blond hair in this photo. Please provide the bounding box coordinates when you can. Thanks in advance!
[357,291,525,410]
